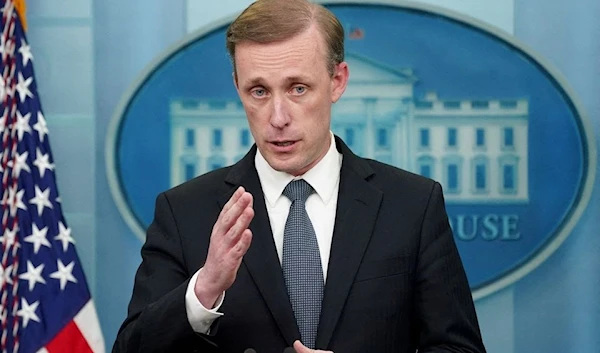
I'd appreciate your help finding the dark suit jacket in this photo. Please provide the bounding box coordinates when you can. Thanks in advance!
[113,137,486,353]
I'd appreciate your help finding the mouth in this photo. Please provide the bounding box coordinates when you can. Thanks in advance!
[269,140,298,152]
[272,141,295,147]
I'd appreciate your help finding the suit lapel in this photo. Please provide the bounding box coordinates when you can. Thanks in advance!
[222,139,382,348]
[316,138,383,349]
[220,147,300,346]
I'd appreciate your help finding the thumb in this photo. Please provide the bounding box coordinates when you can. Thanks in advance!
[292,340,334,353]
[293,340,310,352]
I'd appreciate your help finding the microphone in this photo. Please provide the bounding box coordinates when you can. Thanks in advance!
[243,349,257,353]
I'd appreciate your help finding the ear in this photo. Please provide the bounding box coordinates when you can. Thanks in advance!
[330,62,349,103]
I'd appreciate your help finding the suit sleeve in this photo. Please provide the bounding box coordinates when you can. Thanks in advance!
[415,182,487,353]
[112,192,218,353]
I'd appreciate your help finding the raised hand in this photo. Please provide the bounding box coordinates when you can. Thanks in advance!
[194,186,254,308]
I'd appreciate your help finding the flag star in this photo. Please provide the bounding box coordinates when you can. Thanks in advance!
[55,221,75,252]
[33,111,49,142]
[0,225,18,248]
[24,224,51,254]
[50,259,77,290]
[18,38,33,66]
[33,148,54,177]
[0,2,10,16]
[16,298,41,328]
[29,185,53,216]
[15,72,33,103]
[2,184,15,208]
[19,261,46,291]
[10,150,31,177]
[0,264,14,288]
[14,110,31,141]
[7,185,27,216]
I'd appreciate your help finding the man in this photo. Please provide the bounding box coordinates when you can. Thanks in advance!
[113,0,486,352]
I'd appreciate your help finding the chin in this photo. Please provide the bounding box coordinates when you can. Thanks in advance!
[267,158,303,175]
[270,161,296,174]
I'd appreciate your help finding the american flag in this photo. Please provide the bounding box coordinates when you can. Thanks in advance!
[0,1,104,352]
[348,25,364,40]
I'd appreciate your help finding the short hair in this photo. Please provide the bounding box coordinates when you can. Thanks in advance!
[226,0,345,76]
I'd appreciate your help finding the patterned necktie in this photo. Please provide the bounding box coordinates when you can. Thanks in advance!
[282,179,324,349]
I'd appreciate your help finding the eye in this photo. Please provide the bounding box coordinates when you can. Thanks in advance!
[292,86,307,95]
[251,88,267,98]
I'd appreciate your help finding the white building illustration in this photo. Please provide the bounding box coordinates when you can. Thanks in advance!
[169,53,529,203]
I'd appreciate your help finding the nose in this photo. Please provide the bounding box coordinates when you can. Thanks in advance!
[269,96,290,129]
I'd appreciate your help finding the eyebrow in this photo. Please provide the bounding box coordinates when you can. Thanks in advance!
[243,77,266,88]
[242,75,312,89]
[284,75,311,84]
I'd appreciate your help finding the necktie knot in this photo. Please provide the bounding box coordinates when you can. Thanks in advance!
[283,179,314,203]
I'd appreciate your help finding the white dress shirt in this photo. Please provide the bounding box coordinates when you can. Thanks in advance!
[185,133,342,333]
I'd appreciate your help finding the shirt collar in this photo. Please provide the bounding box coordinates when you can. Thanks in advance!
[255,132,342,207]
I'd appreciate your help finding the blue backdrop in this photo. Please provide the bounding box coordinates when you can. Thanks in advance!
[25,0,600,352]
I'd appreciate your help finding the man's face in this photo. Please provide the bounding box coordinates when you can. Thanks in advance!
[234,25,348,176]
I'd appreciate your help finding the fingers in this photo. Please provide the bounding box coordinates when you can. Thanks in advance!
[221,186,244,214]
[220,186,250,216]
[223,194,254,249]
[215,187,253,237]
[232,229,253,260]
[293,341,312,353]
[224,204,254,245]
[211,186,254,264]
[293,341,308,353]
[293,340,333,353]
[197,187,255,302]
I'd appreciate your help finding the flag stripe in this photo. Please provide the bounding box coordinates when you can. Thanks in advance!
[74,300,105,353]
[45,320,93,353]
